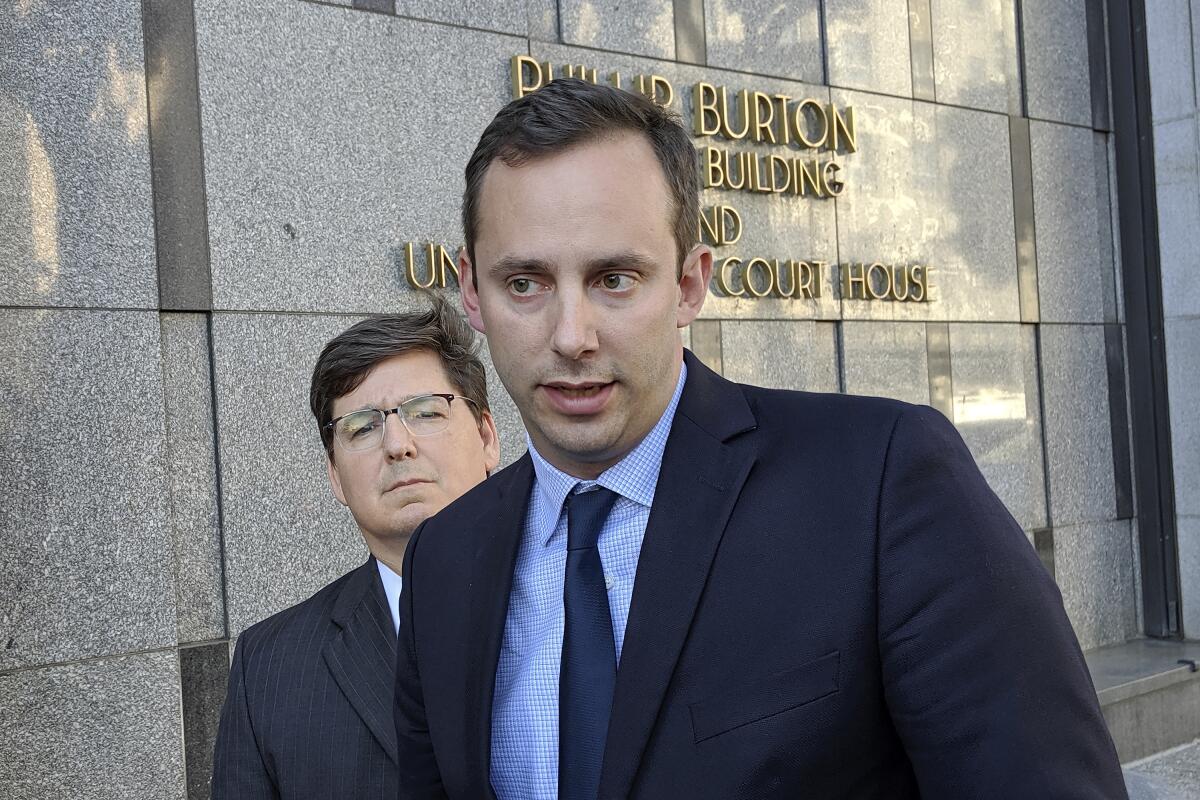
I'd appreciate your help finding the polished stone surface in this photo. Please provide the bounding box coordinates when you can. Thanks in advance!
[832,90,1019,323]
[840,321,928,405]
[930,0,1020,114]
[704,0,822,82]
[0,650,186,799]
[719,320,839,393]
[194,0,522,312]
[0,310,176,670]
[949,323,1047,531]
[1040,324,1118,526]
[1145,0,1197,123]
[1154,117,1200,320]
[1021,0,1093,127]
[1166,318,1200,517]
[211,312,370,636]
[559,0,675,59]
[530,42,840,321]
[1031,122,1117,323]
[823,0,911,97]
[0,0,158,309]
[1054,519,1137,651]
[526,0,559,40]
[181,642,230,800]
[1178,516,1200,648]
[1125,740,1200,800]
[393,0,529,34]
[160,313,225,643]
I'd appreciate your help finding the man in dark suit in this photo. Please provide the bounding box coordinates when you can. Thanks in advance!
[394,79,1128,798]
[213,298,500,798]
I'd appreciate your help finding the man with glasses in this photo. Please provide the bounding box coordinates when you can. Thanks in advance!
[213,296,499,798]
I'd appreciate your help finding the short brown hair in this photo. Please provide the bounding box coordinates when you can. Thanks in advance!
[463,77,699,284]
[309,293,489,459]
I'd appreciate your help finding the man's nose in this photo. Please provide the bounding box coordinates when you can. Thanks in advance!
[381,413,417,460]
[550,289,599,360]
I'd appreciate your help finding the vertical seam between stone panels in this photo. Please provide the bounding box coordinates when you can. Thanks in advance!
[142,0,215,311]
[555,0,564,43]
[672,0,707,66]
[1010,116,1041,323]
[907,0,936,102]
[1106,323,1135,519]
[1085,0,1112,131]
[924,322,953,419]
[140,0,164,309]
[205,314,232,640]
[834,321,846,394]
[1012,0,1029,118]
[816,0,829,86]
[1033,324,1055,527]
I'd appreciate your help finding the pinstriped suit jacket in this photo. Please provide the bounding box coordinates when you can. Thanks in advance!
[213,557,398,799]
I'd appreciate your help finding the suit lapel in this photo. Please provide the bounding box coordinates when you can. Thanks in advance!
[463,455,535,796]
[599,352,758,798]
[322,558,399,766]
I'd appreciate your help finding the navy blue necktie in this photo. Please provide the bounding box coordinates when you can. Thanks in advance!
[559,486,619,800]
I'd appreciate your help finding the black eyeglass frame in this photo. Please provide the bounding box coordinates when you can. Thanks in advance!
[323,393,481,441]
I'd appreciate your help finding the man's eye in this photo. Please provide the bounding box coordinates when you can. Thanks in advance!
[509,277,539,295]
[600,273,634,291]
[345,418,378,438]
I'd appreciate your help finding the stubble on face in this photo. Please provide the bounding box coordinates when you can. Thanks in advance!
[465,133,692,478]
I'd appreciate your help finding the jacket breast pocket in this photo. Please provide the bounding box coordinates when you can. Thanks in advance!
[688,650,840,743]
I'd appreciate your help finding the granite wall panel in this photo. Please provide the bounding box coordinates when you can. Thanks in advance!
[832,90,1020,323]
[161,313,225,643]
[720,319,839,392]
[0,651,186,800]
[0,0,158,309]
[840,321,928,405]
[1144,0,1196,123]
[193,0,523,313]
[1030,122,1117,323]
[823,0,911,98]
[1165,317,1200,518]
[703,0,823,83]
[949,323,1047,531]
[1180,516,1200,639]
[392,0,531,35]
[529,41,841,321]
[930,0,1021,114]
[211,312,371,637]
[1154,116,1200,321]
[1054,519,1138,650]
[1021,0,1093,127]
[1040,324,1118,527]
[558,0,675,59]
[0,309,176,670]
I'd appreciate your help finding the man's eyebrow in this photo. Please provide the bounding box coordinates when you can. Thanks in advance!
[487,256,554,276]
[584,251,659,272]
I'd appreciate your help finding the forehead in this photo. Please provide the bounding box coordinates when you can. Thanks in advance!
[474,132,675,261]
[332,350,454,413]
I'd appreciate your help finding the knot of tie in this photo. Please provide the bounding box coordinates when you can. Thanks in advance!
[566,486,618,551]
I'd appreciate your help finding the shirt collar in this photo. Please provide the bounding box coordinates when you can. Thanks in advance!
[527,361,687,546]
[375,558,403,635]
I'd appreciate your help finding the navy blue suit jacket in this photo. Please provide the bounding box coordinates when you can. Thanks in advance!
[214,558,398,799]
[395,352,1126,798]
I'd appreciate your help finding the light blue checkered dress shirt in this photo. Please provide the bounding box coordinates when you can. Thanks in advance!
[488,363,688,799]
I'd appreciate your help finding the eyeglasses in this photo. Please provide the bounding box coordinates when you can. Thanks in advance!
[324,394,479,452]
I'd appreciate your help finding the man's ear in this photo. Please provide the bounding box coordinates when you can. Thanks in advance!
[478,410,501,474]
[459,251,486,334]
[676,243,713,328]
[327,455,349,507]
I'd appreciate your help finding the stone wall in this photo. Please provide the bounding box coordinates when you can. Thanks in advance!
[0,1,1142,796]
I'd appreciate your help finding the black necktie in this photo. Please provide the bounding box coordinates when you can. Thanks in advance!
[559,486,619,800]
